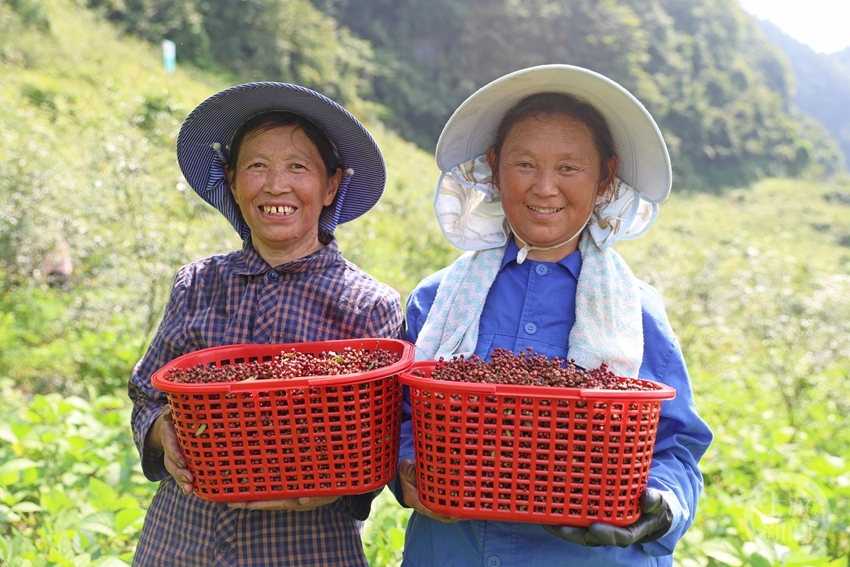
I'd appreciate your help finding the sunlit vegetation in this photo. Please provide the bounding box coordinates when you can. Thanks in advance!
[1,0,848,565]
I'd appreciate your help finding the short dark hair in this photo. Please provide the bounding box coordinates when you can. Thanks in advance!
[226,110,342,177]
[491,92,616,178]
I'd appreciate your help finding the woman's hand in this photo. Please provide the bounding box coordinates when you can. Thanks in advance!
[227,496,339,512]
[543,488,673,547]
[398,459,463,524]
[151,407,194,495]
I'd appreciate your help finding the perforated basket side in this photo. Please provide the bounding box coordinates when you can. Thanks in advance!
[400,362,673,526]
[169,375,403,502]
[152,339,414,502]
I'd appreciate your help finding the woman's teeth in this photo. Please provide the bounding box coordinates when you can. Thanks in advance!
[261,205,295,215]
[528,206,561,214]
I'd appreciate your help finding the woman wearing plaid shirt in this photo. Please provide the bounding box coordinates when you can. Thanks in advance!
[128,83,404,566]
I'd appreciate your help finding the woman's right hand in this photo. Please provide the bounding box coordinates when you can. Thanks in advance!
[398,459,463,524]
[151,407,194,494]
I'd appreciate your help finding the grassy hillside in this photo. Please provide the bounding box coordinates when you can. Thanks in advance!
[1,1,849,566]
[0,0,455,394]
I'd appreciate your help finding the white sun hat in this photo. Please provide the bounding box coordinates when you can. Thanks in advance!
[433,64,672,251]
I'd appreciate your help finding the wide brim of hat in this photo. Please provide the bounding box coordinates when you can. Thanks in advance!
[177,82,386,235]
[435,65,671,203]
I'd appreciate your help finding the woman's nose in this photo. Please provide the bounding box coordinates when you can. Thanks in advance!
[532,170,560,196]
[265,168,293,193]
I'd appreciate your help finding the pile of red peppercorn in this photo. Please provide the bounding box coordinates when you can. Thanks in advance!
[163,346,401,384]
[419,347,654,391]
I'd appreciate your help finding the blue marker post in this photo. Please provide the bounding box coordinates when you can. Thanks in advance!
[162,40,176,73]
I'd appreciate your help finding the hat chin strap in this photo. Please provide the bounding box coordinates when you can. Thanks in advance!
[509,211,592,264]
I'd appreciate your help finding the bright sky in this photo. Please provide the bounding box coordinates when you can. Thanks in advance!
[737,0,850,54]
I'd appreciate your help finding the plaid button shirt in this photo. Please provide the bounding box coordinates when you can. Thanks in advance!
[129,239,404,567]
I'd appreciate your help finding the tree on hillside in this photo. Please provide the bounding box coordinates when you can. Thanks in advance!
[758,20,850,170]
[85,0,375,104]
[83,0,845,189]
[638,0,832,187]
[316,0,477,148]
[319,0,844,189]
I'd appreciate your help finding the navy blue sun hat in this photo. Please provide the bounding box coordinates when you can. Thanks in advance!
[176,82,387,238]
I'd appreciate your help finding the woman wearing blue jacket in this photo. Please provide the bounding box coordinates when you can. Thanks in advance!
[393,65,713,566]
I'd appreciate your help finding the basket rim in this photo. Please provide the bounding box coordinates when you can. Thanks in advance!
[152,338,415,394]
[399,360,676,400]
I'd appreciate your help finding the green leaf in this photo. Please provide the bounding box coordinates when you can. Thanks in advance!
[53,509,83,533]
[0,423,18,444]
[79,510,117,537]
[0,459,39,475]
[113,496,141,510]
[782,552,836,566]
[0,505,20,523]
[805,454,846,476]
[101,462,123,487]
[20,467,39,486]
[94,557,131,567]
[701,539,745,566]
[48,547,72,564]
[194,423,207,436]
[41,486,74,516]
[388,527,405,549]
[55,533,79,560]
[10,501,42,513]
[746,553,772,567]
[114,508,145,534]
[87,478,118,511]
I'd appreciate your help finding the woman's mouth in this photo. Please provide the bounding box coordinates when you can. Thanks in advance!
[260,205,296,216]
[527,205,563,214]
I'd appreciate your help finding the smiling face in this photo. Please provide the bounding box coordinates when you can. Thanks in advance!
[488,113,617,262]
[226,124,342,265]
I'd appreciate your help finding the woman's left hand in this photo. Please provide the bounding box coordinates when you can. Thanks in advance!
[227,496,339,511]
[398,459,463,523]
[543,488,673,547]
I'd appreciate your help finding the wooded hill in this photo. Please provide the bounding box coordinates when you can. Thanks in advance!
[757,20,850,168]
[80,0,846,191]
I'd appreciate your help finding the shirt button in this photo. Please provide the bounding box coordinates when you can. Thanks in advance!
[216,542,231,554]
[524,322,537,335]
[487,556,501,567]
[267,271,279,282]
[535,264,548,276]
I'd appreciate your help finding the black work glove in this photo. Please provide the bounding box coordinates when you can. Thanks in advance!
[543,488,673,547]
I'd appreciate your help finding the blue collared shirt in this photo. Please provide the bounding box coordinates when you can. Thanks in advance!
[396,240,712,567]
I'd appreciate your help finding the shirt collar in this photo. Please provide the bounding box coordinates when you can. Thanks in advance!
[500,238,582,280]
[234,238,343,276]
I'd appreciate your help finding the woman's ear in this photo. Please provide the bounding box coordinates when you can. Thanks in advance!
[598,155,619,196]
[323,167,343,207]
[486,147,499,187]
[225,165,236,196]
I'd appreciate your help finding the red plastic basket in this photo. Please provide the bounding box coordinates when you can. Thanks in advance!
[151,338,414,502]
[399,361,676,526]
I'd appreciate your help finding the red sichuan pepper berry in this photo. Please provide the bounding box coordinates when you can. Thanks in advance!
[415,347,653,391]
[164,346,400,384]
